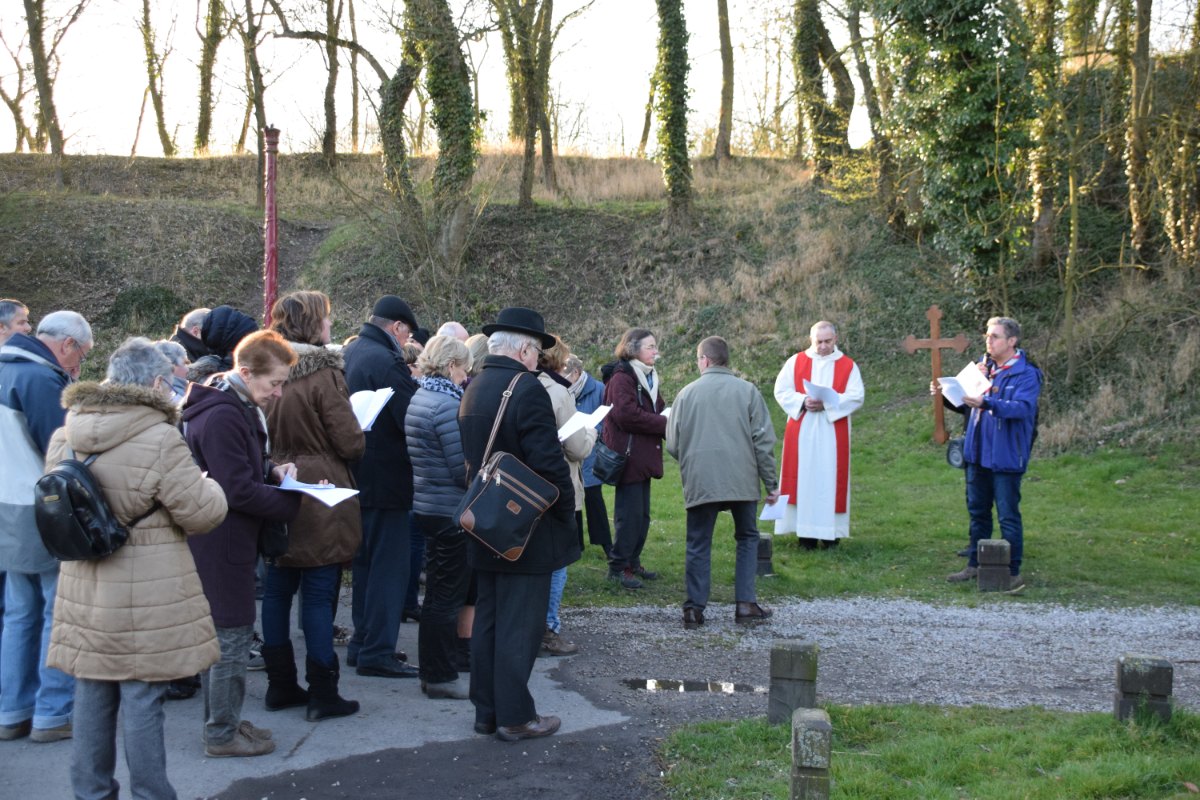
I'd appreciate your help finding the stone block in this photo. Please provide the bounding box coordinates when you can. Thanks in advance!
[976,538,1011,566]
[770,679,817,724]
[771,640,819,682]
[757,534,775,576]
[791,708,832,800]
[1114,691,1172,723]
[1116,654,1173,697]
[977,565,1010,592]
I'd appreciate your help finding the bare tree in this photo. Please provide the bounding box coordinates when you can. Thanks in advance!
[347,0,360,152]
[195,0,225,155]
[139,0,177,157]
[1125,0,1152,261]
[0,31,36,151]
[233,0,268,205]
[712,0,733,161]
[22,0,90,159]
[636,73,655,159]
[321,0,341,163]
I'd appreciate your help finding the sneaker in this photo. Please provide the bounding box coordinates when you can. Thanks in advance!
[332,625,351,647]
[540,629,579,657]
[0,720,32,740]
[607,567,643,590]
[1004,574,1026,595]
[30,722,72,743]
[946,566,979,583]
[632,565,658,581]
[205,728,277,758]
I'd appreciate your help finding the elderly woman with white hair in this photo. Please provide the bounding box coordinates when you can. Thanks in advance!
[46,336,227,799]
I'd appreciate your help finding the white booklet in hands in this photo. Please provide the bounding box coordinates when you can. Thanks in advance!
[558,405,611,442]
[802,379,840,411]
[350,387,394,431]
[278,475,360,508]
[937,362,992,408]
[759,495,789,521]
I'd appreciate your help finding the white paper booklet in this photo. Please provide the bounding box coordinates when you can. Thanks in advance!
[759,495,789,521]
[802,379,840,411]
[558,405,611,442]
[937,362,992,407]
[278,475,360,508]
[350,387,394,431]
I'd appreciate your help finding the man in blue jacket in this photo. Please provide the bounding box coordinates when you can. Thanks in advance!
[0,310,91,741]
[944,317,1042,592]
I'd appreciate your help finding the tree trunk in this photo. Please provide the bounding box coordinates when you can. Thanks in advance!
[847,0,901,227]
[493,1,523,141]
[195,0,222,155]
[536,0,557,192]
[817,26,853,152]
[240,0,268,207]
[348,0,360,152]
[23,0,65,161]
[637,74,655,158]
[793,0,829,175]
[1125,0,1152,261]
[712,0,733,162]
[140,0,175,157]
[1029,0,1059,269]
[656,0,692,230]
[322,0,340,164]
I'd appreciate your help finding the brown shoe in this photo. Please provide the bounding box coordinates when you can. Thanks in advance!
[205,728,277,758]
[540,629,579,657]
[238,720,273,741]
[0,720,32,741]
[496,715,561,742]
[30,722,72,743]
[682,607,705,629]
[946,566,979,583]
[735,601,773,624]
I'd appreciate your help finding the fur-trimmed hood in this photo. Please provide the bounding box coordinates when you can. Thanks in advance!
[60,381,181,455]
[287,343,345,382]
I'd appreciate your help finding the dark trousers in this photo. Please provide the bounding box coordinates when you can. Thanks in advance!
[577,484,612,554]
[404,513,425,613]
[415,514,472,684]
[470,570,551,728]
[965,464,1024,575]
[609,478,652,572]
[684,501,760,610]
[349,507,410,668]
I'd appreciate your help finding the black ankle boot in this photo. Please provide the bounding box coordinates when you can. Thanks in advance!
[305,654,360,721]
[262,642,309,711]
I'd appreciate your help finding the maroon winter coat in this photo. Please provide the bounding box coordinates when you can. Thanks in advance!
[183,381,301,628]
[601,360,667,485]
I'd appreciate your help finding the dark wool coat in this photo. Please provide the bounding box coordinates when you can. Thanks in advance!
[342,323,419,509]
[458,355,578,575]
[188,306,258,384]
[266,344,365,568]
[183,382,301,628]
[601,360,667,485]
[170,326,209,362]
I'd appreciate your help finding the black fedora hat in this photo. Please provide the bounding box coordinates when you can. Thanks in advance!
[481,307,556,349]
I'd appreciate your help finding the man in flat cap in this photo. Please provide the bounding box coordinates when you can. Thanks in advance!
[457,307,576,742]
[341,296,421,678]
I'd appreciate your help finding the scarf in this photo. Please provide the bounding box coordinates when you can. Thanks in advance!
[568,370,588,400]
[418,374,464,400]
[214,372,272,456]
[630,358,659,405]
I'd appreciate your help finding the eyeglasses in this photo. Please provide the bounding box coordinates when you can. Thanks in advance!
[70,339,88,364]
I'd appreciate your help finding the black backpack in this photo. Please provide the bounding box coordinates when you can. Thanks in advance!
[35,450,160,561]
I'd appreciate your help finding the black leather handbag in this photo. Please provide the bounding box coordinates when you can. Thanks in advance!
[591,438,629,486]
[455,373,560,562]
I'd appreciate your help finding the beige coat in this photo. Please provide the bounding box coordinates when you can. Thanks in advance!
[266,344,365,567]
[538,372,596,512]
[47,382,227,682]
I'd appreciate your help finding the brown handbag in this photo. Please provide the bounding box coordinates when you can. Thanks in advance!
[455,373,560,561]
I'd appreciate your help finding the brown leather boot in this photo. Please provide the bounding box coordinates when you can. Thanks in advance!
[734,601,773,624]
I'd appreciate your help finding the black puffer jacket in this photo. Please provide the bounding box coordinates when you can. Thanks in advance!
[405,379,467,518]
[188,306,258,383]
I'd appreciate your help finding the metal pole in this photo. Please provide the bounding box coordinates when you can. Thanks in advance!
[262,125,280,324]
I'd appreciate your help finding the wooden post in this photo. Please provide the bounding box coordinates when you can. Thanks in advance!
[901,305,970,443]
[262,125,280,324]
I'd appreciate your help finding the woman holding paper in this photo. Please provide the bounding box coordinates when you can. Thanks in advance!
[263,291,366,721]
[183,330,302,756]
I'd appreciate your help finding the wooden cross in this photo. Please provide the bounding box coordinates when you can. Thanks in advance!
[902,305,970,444]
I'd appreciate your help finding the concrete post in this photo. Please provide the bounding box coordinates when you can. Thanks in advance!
[769,640,818,724]
[976,539,1010,592]
[757,534,775,576]
[791,708,832,800]
[1114,654,1173,722]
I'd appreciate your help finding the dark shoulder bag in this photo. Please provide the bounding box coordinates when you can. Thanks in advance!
[455,373,560,562]
[591,379,644,486]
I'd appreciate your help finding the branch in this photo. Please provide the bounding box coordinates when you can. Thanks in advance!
[264,0,390,84]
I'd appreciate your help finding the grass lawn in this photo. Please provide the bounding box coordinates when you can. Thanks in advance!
[564,383,1200,612]
[660,706,1200,799]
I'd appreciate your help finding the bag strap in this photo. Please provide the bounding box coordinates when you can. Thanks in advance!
[76,449,161,528]
[480,372,526,465]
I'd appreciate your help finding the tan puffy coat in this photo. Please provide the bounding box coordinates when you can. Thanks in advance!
[538,372,596,512]
[266,344,365,567]
[46,381,227,682]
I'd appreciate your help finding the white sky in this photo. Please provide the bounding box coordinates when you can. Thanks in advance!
[0,0,867,157]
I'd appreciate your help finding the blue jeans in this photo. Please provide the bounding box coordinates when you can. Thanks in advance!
[349,507,410,668]
[71,678,174,800]
[965,464,1024,575]
[0,567,74,729]
[261,563,338,668]
[546,568,567,633]
[405,511,425,613]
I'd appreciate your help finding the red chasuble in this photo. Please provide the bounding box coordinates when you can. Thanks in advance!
[779,353,855,513]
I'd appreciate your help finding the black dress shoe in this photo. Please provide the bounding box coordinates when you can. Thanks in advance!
[734,601,773,624]
[633,565,659,580]
[682,607,704,629]
[496,715,561,742]
[401,607,422,623]
[347,651,406,668]
[474,720,497,735]
[356,660,420,678]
